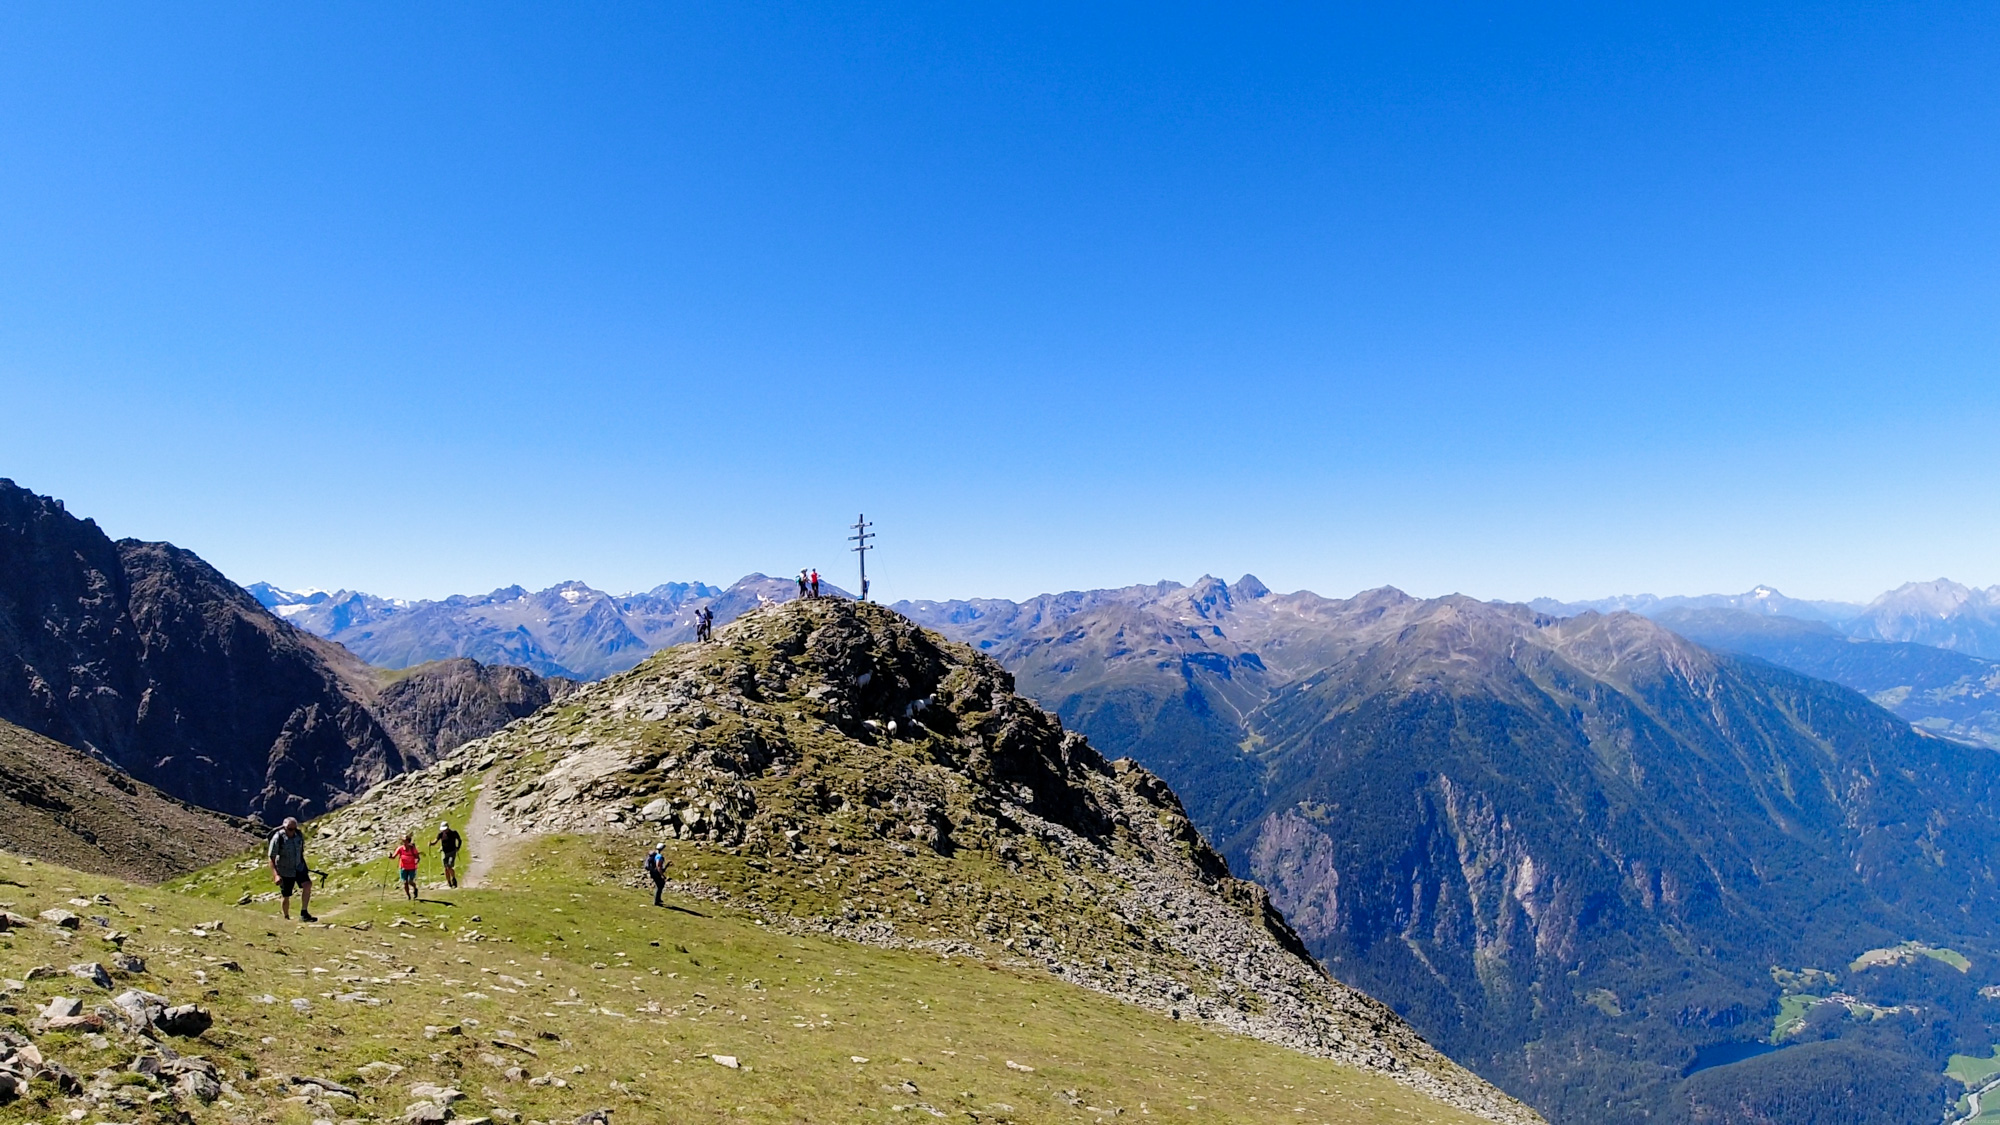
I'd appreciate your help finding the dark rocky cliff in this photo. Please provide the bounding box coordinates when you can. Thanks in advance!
[0,479,567,822]
[371,658,577,759]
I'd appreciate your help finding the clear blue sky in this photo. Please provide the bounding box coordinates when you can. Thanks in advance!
[4,3,1998,604]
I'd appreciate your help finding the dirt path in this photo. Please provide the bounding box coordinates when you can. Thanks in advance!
[461,771,523,889]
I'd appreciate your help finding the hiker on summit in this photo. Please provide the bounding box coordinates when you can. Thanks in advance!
[432,822,462,889]
[268,817,316,922]
[810,569,821,598]
[797,570,808,600]
[396,834,422,901]
[645,843,669,906]
[701,605,714,640]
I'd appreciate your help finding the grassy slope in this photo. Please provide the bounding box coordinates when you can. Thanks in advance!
[1947,1046,2000,1086]
[1,839,1487,1125]
[0,719,259,883]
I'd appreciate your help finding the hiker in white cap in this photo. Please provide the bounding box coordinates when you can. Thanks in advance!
[432,821,463,889]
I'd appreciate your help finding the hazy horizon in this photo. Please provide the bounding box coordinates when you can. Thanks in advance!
[237,555,1963,615]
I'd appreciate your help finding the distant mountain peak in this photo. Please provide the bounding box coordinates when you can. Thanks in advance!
[264,573,844,680]
[1233,573,1271,599]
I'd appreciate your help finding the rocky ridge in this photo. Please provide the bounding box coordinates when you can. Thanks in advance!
[371,659,579,761]
[0,479,574,824]
[302,598,1540,1124]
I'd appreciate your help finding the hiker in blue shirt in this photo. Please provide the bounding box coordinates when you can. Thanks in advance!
[645,844,668,906]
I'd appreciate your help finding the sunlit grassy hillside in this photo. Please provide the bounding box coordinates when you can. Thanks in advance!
[0,837,1489,1125]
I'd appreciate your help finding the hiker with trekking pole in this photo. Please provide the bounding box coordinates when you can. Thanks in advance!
[268,817,317,923]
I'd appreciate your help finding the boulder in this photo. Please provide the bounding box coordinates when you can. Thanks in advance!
[174,1068,221,1104]
[35,1061,83,1095]
[40,997,82,1020]
[157,1004,212,1036]
[111,989,169,1029]
[69,962,113,990]
[38,909,80,929]
[291,1074,357,1098]
[40,1014,104,1032]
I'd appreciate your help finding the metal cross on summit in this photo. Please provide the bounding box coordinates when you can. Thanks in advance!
[848,513,874,602]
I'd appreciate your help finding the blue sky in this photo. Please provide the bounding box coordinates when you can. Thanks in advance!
[4,3,1999,604]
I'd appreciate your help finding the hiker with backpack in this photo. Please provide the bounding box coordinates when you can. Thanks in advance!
[645,844,669,906]
[268,817,316,923]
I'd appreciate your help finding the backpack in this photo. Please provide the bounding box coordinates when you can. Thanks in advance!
[645,851,665,876]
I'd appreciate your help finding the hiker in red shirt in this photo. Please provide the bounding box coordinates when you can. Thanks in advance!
[810,569,820,598]
[395,834,422,901]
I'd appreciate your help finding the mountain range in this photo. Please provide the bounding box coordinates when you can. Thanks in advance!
[900,577,2000,1124]
[1536,578,2000,659]
[250,574,846,679]
[24,475,2000,1122]
[0,479,573,822]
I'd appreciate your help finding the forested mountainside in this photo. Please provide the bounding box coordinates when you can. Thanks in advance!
[0,479,570,824]
[902,577,2000,1125]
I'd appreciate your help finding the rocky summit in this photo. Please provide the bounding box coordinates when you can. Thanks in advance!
[304,597,1539,1123]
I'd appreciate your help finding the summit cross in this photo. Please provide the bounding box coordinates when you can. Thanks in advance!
[848,513,874,602]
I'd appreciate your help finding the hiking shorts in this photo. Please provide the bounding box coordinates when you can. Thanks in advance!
[400,868,417,884]
[277,873,309,897]
[442,850,459,869]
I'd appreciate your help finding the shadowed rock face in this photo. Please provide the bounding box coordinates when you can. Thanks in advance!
[371,659,578,760]
[0,479,570,823]
[902,578,2000,1125]
[0,717,259,881]
[308,598,1544,1124]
